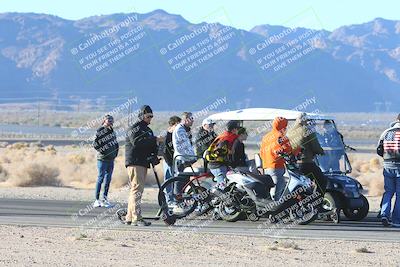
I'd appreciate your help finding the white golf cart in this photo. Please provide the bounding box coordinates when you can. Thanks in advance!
[206,108,369,221]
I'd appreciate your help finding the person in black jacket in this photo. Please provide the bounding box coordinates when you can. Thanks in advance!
[125,105,164,226]
[162,116,181,202]
[194,118,217,158]
[93,114,119,208]
[231,127,249,170]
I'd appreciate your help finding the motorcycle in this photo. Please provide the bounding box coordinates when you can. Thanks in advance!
[214,154,339,224]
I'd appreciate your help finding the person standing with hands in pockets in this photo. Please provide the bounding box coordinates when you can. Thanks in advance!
[93,114,119,208]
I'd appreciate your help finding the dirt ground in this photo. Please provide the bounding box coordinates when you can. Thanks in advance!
[0,145,394,266]
[0,225,399,267]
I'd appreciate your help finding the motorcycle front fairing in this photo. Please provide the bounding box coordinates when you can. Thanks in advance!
[286,169,313,194]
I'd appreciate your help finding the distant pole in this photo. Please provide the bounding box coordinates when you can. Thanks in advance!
[37,101,41,142]
[37,101,40,127]
[129,89,134,127]
[385,101,392,112]
[374,102,382,113]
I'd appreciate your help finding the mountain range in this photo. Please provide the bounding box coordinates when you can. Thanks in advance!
[0,10,399,112]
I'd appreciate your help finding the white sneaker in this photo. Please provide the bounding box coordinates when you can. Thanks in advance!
[216,181,226,190]
[93,199,102,208]
[172,204,185,214]
[101,199,114,208]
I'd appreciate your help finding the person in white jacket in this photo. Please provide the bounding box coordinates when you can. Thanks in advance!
[171,112,196,211]
[172,111,195,172]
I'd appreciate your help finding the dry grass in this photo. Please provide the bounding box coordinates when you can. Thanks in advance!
[68,154,86,165]
[349,153,384,196]
[0,142,386,196]
[7,142,30,150]
[0,143,164,189]
[0,164,8,182]
[13,163,61,187]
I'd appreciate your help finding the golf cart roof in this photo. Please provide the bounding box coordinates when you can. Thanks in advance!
[207,108,334,121]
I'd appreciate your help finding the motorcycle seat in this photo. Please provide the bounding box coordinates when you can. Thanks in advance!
[243,172,275,188]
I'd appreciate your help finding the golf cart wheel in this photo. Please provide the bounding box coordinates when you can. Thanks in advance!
[343,195,369,221]
[116,208,127,223]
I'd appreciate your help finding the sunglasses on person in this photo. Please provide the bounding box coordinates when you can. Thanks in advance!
[145,114,154,119]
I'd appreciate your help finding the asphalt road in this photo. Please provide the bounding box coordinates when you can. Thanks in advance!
[0,198,399,242]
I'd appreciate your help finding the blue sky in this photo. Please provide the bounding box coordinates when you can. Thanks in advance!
[0,0,398,31]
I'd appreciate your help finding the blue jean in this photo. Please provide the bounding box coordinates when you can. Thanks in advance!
[265,168,286,201]
[95,160,114,200]
[210,166,228,184]
[163,162,173,202]
[381,168,400,224]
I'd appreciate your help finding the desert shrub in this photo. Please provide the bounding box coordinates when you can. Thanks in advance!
[68,154,86,165]
[14,163,61,187]
[360,164,370,173]
[29,142,44,148]
[111,170,129,188]
[368,176,384,196]
[45,145,57,154]
[0,164,8,182]
[8,142,29,150]
[0,156,11,164]
[369,158,381,170]
[0,142,9,148]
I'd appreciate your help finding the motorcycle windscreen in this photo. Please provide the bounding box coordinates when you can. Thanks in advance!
[315,121,347,173]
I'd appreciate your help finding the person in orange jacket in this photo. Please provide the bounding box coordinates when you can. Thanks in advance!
[260,117,293,200]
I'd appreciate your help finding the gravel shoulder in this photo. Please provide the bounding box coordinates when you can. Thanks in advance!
[0,225,399,267]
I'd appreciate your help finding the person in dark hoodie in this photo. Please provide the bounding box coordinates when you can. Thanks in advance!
[125,105,164,226]
[231,127,249,170]
[162,115,181,202]
[93,114,119,208]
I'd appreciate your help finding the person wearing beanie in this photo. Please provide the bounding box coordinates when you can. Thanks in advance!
[125,105,164,226]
